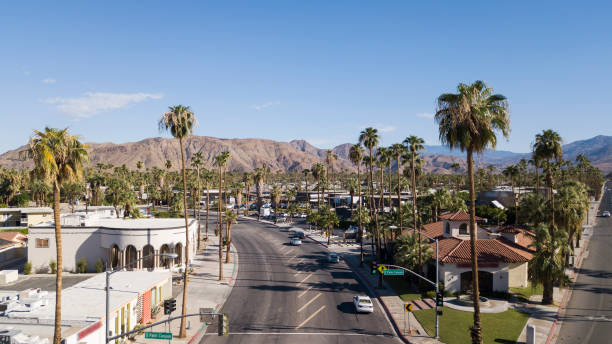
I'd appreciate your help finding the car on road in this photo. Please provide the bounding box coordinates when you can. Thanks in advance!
[328,252,340,263]
[353,295,374,313]
[290,237,302,246]
[603,211,611,217]
[298,213,307,218]
[280,227,290,232]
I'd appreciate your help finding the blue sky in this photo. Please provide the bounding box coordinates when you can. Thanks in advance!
[1,1,610,154]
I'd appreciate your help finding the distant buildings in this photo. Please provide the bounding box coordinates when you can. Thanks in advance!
[0,207,53,228]
[0,232,27,269]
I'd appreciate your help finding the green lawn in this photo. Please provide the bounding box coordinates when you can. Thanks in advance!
[510,283,543,302]
[413,307,529,344]
[384,276,423,302]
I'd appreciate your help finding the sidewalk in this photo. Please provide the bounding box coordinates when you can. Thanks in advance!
[132,231,238,344]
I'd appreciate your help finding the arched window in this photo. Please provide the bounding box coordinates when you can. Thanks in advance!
[160,244,171,269]
[445,222,451,234]
[459,223,468,235]
[174,243,183,266]
[143,245,154,269]
[110,244,120,269]
[125,245,137,271]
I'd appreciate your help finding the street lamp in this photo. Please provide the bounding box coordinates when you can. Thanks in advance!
[105,252,179,344]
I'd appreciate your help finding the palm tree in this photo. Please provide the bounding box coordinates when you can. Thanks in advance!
[243,172,252,216]
[503,164,520,225]
[224,209,237,263]
[191,152,204,250]
[25,127,88,344]
[390,144,406,231]
[349,143,366,264]
[376,147,389,213]
[270,184,282,223]
[435,80,510,344]
[325,150,337,207]
[253,167,266,220]
[136,160,144,170]
[302,169,311,208]
[404,135,425,261]
[533,129,563,229]
[214,152,230,280]
[431,188,451,221]
[202,168,214,240]
[394,233,433,272]
[159,105,196,337]
[165,159,172,171]
[359,127,382,286]
[528,224,570,305]
[311,163,325,209]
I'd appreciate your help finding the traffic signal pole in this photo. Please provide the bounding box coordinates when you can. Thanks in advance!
[435,238,439,339]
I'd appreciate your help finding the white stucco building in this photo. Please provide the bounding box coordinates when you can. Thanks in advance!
[28,211,197,273]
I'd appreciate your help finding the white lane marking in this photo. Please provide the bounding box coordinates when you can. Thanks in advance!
[298,293,322,312]
[298,272,313,285]
[296,305,326,329]
[202,332,392,337]
[298,285,313,298]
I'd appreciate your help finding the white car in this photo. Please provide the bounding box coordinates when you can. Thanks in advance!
[603,211,611,217]
[353,295,374,313]
[290,237,302,246]
[328,252,340,263]
[298,213,307,218]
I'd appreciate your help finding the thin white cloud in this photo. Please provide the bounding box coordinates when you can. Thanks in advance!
[251,101,280,111]
[42,78,56,84]
[360,124,396,133]
[416,112,435,119]
[43,92,163,118]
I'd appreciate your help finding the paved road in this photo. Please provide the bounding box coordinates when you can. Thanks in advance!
[557,181,612,343]
[199,216,399,344]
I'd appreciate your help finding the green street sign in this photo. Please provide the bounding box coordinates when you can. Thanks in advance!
[383,269,404,276]
[145,332,173,340]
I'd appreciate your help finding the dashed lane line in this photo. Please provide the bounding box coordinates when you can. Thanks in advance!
[296,305,326,329]
[297,292,322,312]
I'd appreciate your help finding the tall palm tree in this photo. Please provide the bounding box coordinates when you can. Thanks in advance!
[311,163,325,209]
[302,169,311,208]
[136,160,144,170]
[253,167,266,220]
[224,209,237,263]
[390,143,406,231]
[503,164,520,225]
[214,151,230,280]
[533,129,563,229]
[436,80,510,344]
[191,152,204,250]
[25,127,88,344]
[202,168,214,240]
[359,127,382,286]
[271,184,282,223]
[349,143,366,264]
[376,147,389,213]
[243,172,252,216]
[165,159,172,171]
[404,135,424,270]
[159,105,196,337]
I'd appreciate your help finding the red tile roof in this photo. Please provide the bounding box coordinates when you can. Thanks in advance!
[432,238,529,264]
[438,210,483,221]
[498,238,534,260]
[422,221,444,239]
[0,232,26,243]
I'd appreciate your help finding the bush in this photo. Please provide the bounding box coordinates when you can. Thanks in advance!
[77,258,87,273]
[24,261,32,275]
[96,259,104,273]
[151,304,161,317]
[49,259,57,274]
[9,193,30,207]
[425,290,436,299]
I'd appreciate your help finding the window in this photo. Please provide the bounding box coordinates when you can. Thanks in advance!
[36,239,49,248]
[445,222,451,234]
[459,223,468,235]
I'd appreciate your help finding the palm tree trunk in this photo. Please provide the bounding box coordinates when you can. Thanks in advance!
[196,167,201,250]
[206,186,210,240]
[357,163,364,266]
[178,138,190,338]
[225,222,231,263]
[467,148,483,344]
[397,155,402,233]
[411,153,421,272]
[218,165,224,281]
[52,183,62,344]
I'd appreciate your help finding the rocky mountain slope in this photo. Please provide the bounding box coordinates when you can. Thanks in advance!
[1,135,609,173]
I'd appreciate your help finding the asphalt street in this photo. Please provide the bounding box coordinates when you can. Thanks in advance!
[199,215,399,344]
[557,181,612,343]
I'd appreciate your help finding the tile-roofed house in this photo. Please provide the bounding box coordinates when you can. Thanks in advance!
[440,239,529,264]
[438,210,483,222]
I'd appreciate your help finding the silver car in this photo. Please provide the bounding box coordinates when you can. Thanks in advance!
[353,295,374,313]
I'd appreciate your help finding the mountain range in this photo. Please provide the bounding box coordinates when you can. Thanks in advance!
[0,135,610,173]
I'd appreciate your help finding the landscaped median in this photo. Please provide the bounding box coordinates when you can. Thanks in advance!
[413,306,529,344]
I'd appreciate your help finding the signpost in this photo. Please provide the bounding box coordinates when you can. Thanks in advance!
[145,332,173,340]
[403,303,413,335]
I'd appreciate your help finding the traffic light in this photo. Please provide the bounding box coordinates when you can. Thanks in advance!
[435,292,443,307]
[164,298,176,315]
[371,262,378,275]
[218,314,229,336]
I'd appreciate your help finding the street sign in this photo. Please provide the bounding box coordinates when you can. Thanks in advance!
[404,303,413,312]
[383,269,404,276]
[145,332,173,340]
[377,265,387,274]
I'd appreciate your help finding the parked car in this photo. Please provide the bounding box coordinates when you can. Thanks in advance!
[353,295,374,313]
[328,252,340,263]
[290,237,302,246]
[298,213,307,218]
[603,211,611,217]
